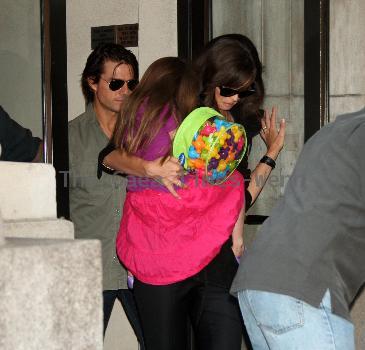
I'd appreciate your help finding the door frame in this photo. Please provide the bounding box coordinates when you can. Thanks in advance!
[41,0,69,218]
[177,0,330,141]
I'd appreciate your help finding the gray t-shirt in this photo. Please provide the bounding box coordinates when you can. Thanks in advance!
[231,107,365,320]
[69,104,128,290]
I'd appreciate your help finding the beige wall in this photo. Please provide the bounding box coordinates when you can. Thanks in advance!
[329,0,365,121]
[67,0,139,121]
[67,0,177,121]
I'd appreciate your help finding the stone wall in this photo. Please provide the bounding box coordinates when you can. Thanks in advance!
[0,161,103,350]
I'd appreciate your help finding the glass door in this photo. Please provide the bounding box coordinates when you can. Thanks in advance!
[211,0,305,232]
[0,1,43,139]
[1,0,69,218]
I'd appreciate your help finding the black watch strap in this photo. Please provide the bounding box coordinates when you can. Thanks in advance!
[97,142,117,179]
[259,155,276,169]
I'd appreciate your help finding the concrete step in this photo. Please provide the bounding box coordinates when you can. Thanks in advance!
[2,218,74,239]
[0,238,102,350]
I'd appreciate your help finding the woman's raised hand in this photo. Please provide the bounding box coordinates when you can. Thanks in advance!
[259,106,286,159]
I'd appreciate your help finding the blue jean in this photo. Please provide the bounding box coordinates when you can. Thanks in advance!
[238,289,355,350]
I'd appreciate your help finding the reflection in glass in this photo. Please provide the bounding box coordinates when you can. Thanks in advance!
[211,0,305,228]
[0,0,43,139]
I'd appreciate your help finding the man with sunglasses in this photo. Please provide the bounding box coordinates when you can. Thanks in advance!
[68,43,146,347]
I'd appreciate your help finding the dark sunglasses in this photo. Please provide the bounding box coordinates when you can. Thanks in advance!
[219,84,256,98]
[101,78,138,91]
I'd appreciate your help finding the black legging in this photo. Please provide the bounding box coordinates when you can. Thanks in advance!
[103,289,146,349]
[133,241,243,350]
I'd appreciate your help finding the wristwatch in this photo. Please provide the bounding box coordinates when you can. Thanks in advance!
[259,155,276,169]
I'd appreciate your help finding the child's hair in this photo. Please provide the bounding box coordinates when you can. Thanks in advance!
[113,57,199,155]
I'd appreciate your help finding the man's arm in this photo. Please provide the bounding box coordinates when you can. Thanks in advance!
[31,141,44,162]
[0,106,43,162]
[103,148,181,177]
[102,148,184,198]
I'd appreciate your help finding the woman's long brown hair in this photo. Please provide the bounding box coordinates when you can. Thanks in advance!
[194,34,265,124]
[113,57,199,155]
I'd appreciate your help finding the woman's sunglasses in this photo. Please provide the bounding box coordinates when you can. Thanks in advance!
[101,78,138,91]
[219,84,256,98]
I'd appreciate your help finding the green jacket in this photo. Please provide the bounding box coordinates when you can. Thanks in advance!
[69,104,128,290]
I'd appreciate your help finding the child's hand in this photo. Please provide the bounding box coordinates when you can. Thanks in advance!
[232,244,245,258]
[231,243,244,258]
[232,243,245,264]
[127,271,134,289]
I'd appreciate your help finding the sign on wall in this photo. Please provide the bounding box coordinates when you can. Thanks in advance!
[91,24,138,49]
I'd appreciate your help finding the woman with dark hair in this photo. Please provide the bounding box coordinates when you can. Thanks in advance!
[194,33,285,211]
[180,34,285,350]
